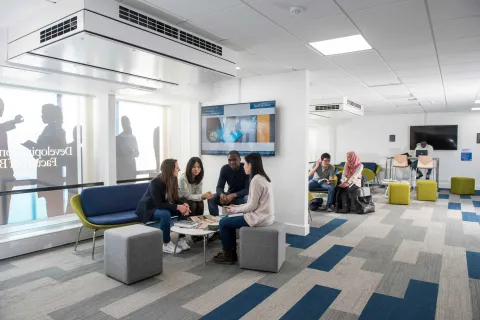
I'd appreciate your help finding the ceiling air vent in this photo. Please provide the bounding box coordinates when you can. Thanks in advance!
[347,100,362,110]
[315,104,341,111]
[40,16,77,43]
[119,6,222,57]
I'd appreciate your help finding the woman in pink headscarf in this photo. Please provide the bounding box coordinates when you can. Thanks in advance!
[335,152,364,213]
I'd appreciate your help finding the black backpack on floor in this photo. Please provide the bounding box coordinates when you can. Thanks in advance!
[308,198,324,212]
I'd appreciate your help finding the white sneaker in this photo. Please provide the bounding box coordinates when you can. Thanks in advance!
[177,238,191,251]
[163,242,182,254]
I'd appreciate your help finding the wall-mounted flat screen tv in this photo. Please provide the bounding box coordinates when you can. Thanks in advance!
[409,125,458,150]
[201,101,275,156]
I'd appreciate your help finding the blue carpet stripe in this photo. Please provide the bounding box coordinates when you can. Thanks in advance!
[200,283,276,320]
[280,285,340,320]
[460,195,471,199]
[448,202,461,210]
[473,200,480,208]
[438,194,449,199]
[466,251,480,279]
[360,279,438,320]
[286,219,347,249]
[308,245,353,271]
[462,212,480,223]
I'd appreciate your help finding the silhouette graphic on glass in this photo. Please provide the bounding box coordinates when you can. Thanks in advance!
[65,126,82,214]
[153,126,160,173]
[116,116,139,180]
[0,98,24,225]
[23,104,66,218]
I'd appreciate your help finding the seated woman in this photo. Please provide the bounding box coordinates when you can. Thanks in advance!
[135,158,191,254]
[179,157,214,216]
[335,152,363,213]
[213,152,274,265]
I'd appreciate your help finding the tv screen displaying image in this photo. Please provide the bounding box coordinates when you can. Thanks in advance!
[409,125,458,150]
[201,101,276,156]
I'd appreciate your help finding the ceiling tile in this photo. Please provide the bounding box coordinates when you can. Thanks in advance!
[336,0,409,13]
[436,36,480,55]
[349,0,433,49]
[433,15,480,42]
[249,34,335,70]
[439,51,480,66]
[427,0,480,22]
[400,74,443,85]
[236,53,291,75]
[386,55,438,71]
[142,0,244,20]
[311,69,359,84]
[370,84,411,98]
[191,5,283,47]
[377,43,436,61]
[399,106,425,114]
[248,0,342,26]
[395,67,441,78]
[328,50,391,73]
[285,14,359,43]
[0,0,54,28]
[218,39,253,53]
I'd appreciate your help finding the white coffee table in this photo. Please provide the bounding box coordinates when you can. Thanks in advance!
[170,226,216,265]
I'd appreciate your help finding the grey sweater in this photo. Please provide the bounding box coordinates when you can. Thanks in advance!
[179,172,203,201]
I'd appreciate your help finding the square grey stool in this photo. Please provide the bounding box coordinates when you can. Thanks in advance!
[239,222,285,273]
[104,224,163,285]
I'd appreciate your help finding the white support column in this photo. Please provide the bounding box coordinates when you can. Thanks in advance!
[94,94,116,186]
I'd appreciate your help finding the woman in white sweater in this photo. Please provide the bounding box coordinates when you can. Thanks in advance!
[213,152,274,265]
[179,157,213,216]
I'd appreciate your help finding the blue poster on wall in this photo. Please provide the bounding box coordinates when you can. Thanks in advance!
[461,149,472,161]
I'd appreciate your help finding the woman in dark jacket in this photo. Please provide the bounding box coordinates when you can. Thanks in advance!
[135,159,191,254]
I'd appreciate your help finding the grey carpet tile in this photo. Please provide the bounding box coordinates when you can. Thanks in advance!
[445,219,480,252]
[409,252,443,284]
[470,279,480,320]
[155,307,202,320]
[328,216,369,238]
[48,277,161,320]
[0,267,62,291]
[51,261,105,283]
[431,205,449,223]
[373,261,417,298]
[119,265,242,320]
[0,262,15,272]
[321,309,360,320]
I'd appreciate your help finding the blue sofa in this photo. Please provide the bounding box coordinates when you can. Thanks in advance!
[70,183,148,259]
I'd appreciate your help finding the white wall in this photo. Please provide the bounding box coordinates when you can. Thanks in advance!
[200,71,310,235]
[308,117,335,163]
[335,112,480,189]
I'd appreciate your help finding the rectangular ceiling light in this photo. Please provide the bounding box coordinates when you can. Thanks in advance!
[472,107,480,111]
[310,34,372,56]
[475,100,480,104]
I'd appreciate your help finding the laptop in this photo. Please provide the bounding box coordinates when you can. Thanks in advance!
[416,150,428,157]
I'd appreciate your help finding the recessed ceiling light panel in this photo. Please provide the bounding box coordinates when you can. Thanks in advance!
[310,35,372,56]
[475,100,480,104]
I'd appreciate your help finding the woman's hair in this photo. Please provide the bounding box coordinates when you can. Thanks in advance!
[244,152,271,182]
[158,159,179,202]
[185,157,204,184]
[42,104,63,125]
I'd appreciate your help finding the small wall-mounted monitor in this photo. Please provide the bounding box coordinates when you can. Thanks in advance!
[409,125,458,150]
[201,101,276,156]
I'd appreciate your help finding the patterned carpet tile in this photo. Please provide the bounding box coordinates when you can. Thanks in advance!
[0,190,479,319]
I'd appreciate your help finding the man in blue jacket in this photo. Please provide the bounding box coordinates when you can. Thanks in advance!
[208,150,249,216]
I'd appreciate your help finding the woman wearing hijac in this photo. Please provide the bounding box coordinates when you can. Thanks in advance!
[135,159,191,254]
[335,151,363,213]
[213,152,274,265]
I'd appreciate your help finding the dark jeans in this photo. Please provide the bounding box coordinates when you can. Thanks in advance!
[186,200,204,216]
[411,161,432,176]
[151,209,187,243]
[219,215,249,251]
[308,180,335,206]
[208,193,248,216]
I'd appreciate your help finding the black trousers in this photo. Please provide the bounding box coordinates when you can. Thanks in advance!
[186,200,204,216]
[335,185,359,210]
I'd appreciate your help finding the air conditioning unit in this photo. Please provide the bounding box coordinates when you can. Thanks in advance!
[309,98,364,118]
[7,0,237,89]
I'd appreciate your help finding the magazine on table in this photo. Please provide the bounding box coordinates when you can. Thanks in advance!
[173,220,199,228]
[189,215,220,229]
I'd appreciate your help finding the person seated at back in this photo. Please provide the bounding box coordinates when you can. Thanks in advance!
[308,153,336,211]
[213,152,274,265]
[412,140,434,180]
[135,159,191,254]
[335,152,363,213]
[208,150,249,216]
[179,157,213,216]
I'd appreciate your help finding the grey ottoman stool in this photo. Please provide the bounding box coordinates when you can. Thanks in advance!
[239,222,285,272]
[104,225,163,284]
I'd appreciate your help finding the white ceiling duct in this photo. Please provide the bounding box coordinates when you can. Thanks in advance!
[309,98,364,118]
[7,0,237,89]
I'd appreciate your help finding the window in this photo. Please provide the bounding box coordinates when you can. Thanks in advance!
[116,101,164,182]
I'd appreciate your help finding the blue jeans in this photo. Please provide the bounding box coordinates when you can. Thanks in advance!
[411,161,432,176]
[219,215,249,251]
[151,209,187,243]
[308,180,335,206]
[208,193,248,216]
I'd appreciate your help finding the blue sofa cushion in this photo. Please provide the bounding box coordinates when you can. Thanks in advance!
[81,183,149,217]
[86,210,140,225]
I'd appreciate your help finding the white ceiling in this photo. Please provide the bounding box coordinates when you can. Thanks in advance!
[1,0,480,115]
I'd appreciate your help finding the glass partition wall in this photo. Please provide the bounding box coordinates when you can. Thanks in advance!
[0,87,166,226]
